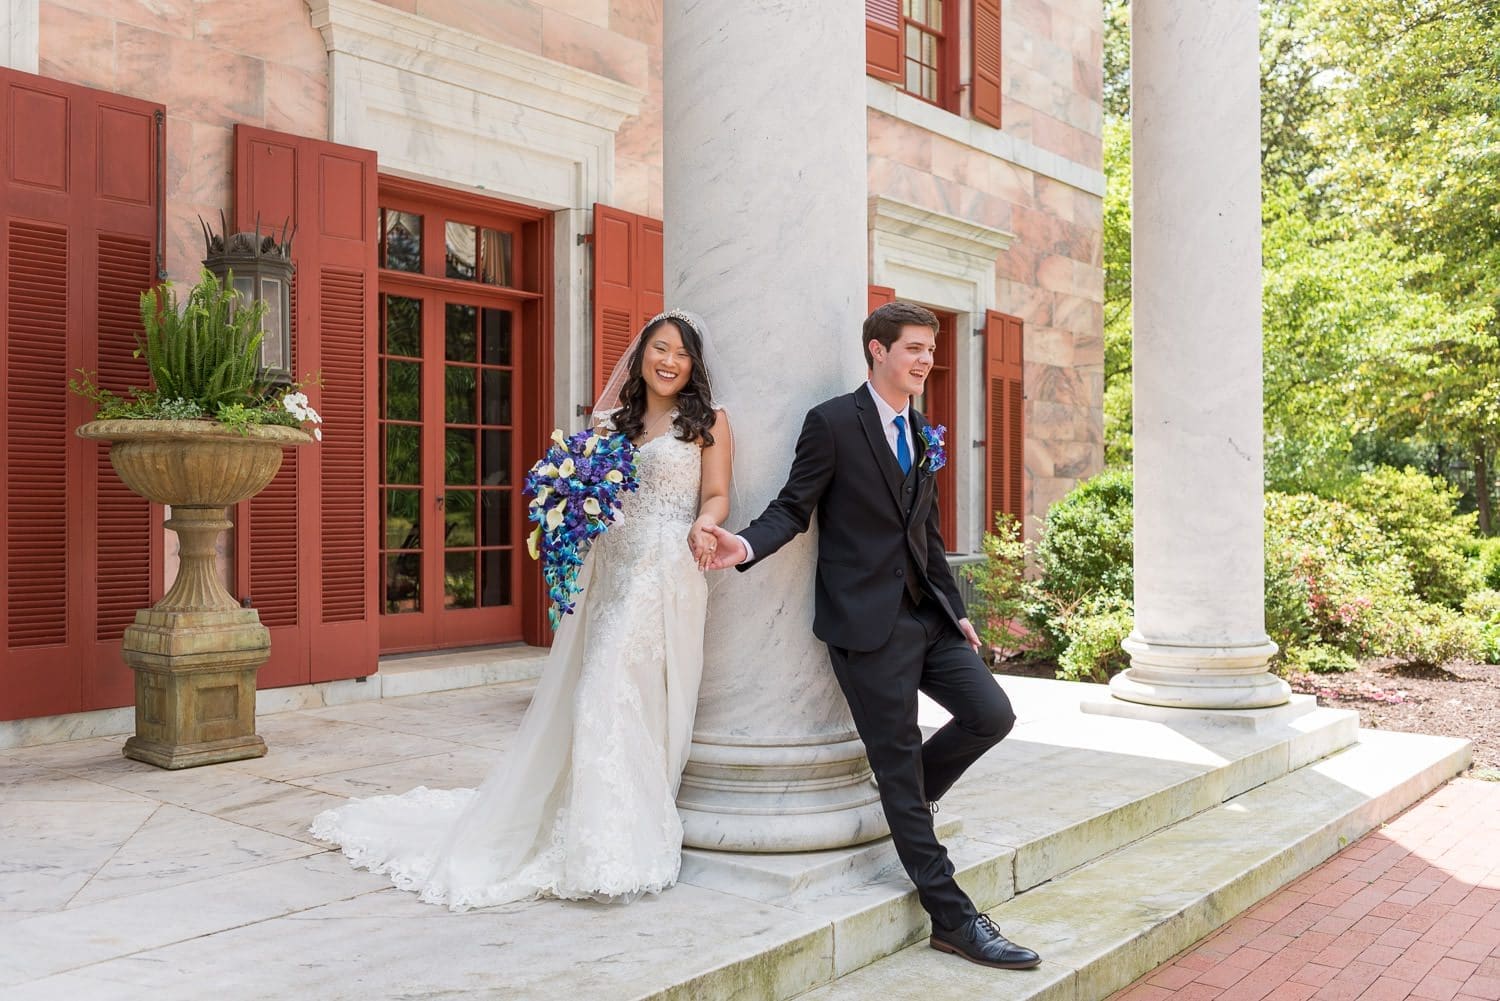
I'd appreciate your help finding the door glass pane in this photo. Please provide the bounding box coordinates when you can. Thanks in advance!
[480,549,510,607]
[385,554,421,613]
[445,365,476,424]
[444,489,476,547]
[482,370,511,426]
[446,428,476,485]
[386,425,421,484]
[385,361,421,421]
[481,308,511,365]
[385,489,421,549]
[445,222,478,281]
[478,229,513,287]
[445,551,477,608]
[383,295,421,356]
[481,430,510,486]
[481,491,510,546]
[445,303,477,362]
[381,210,423,273]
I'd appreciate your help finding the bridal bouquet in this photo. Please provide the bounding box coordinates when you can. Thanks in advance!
[524,428,640,627]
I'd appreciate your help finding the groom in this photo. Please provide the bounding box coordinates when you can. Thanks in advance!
[705,302,1040,970]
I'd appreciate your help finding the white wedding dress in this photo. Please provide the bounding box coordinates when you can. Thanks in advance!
[310,432,708,910]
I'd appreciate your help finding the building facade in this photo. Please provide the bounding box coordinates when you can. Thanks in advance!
[0,0,1103,722]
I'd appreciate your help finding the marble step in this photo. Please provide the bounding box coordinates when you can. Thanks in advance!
[793,727,1472,1001]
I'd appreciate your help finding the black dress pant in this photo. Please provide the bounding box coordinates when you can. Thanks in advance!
[826,594,1016,932]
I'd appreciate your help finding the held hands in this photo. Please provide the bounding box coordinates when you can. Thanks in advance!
[703,525,747,571]
[688,516,719,572]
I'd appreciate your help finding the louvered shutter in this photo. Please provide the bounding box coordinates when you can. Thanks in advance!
[972,0,1003,127]
[866,0,903,83]
[591,204,664,400]
[0,67,163,719]
[232,125,379,688]
[984,310,1025,534]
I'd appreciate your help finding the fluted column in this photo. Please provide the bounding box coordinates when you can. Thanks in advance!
[664,0,888,850]
[1111,0,1290,709]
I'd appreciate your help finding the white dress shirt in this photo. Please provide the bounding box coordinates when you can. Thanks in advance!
[734,382,912,565]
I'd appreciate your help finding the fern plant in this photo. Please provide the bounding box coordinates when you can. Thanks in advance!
[70,269,322,437]
[138,269,266,411]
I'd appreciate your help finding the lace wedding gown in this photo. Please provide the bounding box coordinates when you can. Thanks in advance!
[310,433,708,910]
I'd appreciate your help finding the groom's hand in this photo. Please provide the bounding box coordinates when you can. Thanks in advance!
[958,617,983,655]
[704,525,747,571]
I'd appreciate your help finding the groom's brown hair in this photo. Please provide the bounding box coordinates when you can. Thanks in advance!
[863,301,939,368]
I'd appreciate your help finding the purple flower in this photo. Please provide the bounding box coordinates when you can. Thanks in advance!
[524,428,640,628]
[920,423,947,473]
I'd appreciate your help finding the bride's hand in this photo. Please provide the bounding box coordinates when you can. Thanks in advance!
[689,517,718,571]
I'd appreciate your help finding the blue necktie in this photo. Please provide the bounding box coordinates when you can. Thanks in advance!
[893,414,912,474]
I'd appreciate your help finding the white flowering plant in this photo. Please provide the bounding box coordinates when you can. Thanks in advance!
[69,269,324,440]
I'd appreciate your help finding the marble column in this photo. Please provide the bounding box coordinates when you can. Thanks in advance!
[664,0,889,850]
[1110,0,1290,710]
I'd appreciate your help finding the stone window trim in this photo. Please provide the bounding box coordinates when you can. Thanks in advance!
[867,77,1106,199]
[1,0,40,74]
[306,0,647,434]
[869,195,1014,555]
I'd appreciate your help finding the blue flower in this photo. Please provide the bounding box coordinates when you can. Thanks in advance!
[524,428,640,628]
[920,423,947,473]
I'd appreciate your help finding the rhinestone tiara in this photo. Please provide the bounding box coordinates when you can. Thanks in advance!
[647,308,697,331]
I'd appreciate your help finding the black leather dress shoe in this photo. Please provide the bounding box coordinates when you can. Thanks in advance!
[930,914,1041,970]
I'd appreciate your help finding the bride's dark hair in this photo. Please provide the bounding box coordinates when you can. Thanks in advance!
[614,315,717,447]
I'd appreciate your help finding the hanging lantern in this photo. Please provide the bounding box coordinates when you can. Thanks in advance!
[201,214,296,385]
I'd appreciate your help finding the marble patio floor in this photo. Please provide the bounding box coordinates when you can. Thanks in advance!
[0,674,1469,1000]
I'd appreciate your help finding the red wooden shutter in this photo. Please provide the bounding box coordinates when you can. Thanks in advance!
[866,0,903,83]
[868,284,896,314]
[591,204,664,399]
[0,67,163,720]
[233,125,379,687]
[972,0,1003,128]
[984,310,1025,533]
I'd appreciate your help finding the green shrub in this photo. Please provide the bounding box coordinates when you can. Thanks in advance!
[1336,466,1480,606]
[1471,539,1500,592]
[1265,490,1482,667]
[1054,596,1134,683]
[1463,590,1500,663]
[960,514,1032,653]
[1282,644,1359,674]
[1028,468,1134,657]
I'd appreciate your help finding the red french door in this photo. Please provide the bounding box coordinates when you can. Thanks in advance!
[378,287,527,650]
[375,178,551,653]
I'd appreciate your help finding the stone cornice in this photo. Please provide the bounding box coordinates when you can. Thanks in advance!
[867,78,1106,198]
[1,0,39,74]
[869,195,1016,265]
[306,0,646,132]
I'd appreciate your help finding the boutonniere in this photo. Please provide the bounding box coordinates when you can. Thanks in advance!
[919,424,946,473]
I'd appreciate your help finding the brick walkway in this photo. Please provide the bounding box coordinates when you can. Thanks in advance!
[1111,778,1500,1001]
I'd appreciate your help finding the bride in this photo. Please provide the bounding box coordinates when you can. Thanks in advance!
[311,309,732,909]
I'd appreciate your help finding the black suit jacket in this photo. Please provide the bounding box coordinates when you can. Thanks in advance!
[738,384,967,652]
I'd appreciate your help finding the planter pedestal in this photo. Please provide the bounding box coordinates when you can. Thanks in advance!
[121,608,269,768]
[77,420,312,769]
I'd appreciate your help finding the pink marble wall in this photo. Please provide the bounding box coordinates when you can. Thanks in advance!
[1003,0,1105,171]
[38,0,330,286]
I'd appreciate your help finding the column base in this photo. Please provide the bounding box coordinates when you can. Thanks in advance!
[1109,634,1289,710]
[677,735,891,852]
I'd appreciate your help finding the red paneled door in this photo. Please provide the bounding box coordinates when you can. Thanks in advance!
[231,125,379,686]
[0,67,164,720]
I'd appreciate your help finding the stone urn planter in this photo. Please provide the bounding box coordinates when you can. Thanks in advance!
[77,419,314,768]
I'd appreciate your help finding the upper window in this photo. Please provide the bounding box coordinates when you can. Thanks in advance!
[866,0,1002,128]
[902,0,948,107]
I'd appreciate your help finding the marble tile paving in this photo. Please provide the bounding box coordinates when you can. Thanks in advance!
[0,673,1416,1000]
